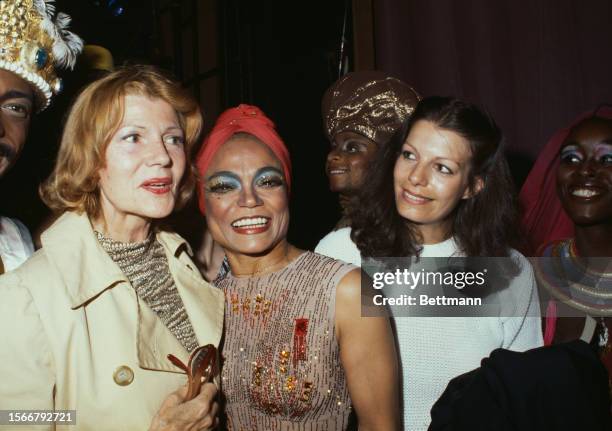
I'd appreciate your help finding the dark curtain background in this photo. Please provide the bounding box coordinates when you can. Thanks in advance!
[0,1,349,251]
[219,0,349,250]
[374,0,612,184]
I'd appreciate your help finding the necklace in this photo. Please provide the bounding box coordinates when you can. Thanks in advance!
[539,239,612,315]
[568,239,612,277]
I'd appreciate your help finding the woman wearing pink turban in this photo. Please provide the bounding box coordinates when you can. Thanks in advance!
[520,106,612,406]
[196,104,400,430]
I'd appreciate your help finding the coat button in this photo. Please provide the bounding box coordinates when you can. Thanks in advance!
[113,365,134,386]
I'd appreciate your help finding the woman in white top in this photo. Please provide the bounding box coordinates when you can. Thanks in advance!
[316,96,543,430]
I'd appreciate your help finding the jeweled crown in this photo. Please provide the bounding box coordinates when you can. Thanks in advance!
[0,0,83,110]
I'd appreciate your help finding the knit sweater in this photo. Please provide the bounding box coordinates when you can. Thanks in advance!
[315,227,543,431]
[96,231,199,353]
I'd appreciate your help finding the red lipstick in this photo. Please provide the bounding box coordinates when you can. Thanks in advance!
[141,177,172,195]
[231,216,271,235]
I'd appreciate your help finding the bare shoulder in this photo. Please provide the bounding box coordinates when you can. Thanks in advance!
[335,268,362,302]
[334,268,364,332]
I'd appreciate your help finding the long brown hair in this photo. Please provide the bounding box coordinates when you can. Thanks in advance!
[351,96,519,258]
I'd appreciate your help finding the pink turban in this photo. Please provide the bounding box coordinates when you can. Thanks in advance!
[196,104,292,214]
[519,106,612,255]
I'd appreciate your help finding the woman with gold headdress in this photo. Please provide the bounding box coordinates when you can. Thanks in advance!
[319,96,543,430]
[315,71,419,264]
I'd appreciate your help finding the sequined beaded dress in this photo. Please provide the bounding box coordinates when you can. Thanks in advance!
[217,251,355,430]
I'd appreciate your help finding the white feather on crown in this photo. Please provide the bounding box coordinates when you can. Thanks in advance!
[0,0,84,110]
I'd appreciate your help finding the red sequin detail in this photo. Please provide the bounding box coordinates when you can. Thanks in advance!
[293,318,309,366]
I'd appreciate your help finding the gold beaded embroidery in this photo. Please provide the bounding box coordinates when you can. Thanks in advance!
[301,381,313,402]
[252,363,263,387]
[230,294,240,312]
[228,293,273,317]
[284,376,296,392]
[219,252,354,428]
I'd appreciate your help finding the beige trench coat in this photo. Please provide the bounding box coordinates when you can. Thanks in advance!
[0,211,224,430]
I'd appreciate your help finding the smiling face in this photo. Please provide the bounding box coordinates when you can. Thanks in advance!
[0,69,34,178]
[326,130,378,194]
[393,120,479,243]
[556,117,612,226]
[203,136,290,256]
[97,94,186,227]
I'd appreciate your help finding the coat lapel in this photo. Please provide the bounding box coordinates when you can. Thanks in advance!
[136,296,190,372]
[43,212,224,374]
[137,230,224,373]
[159,231,225,348]
[41,212,128,309]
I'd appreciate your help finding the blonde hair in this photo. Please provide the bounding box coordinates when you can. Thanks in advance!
[41,65,202,216]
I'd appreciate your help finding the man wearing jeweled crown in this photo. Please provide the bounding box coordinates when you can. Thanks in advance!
[0,0,82,273]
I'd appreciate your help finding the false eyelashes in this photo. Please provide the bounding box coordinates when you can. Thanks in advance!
[205,169,285,194]
[206,175,241,194]
[254,171,284,188]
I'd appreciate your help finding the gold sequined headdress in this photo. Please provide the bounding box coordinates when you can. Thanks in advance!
[322,71,420,145]
[0,0,83,110]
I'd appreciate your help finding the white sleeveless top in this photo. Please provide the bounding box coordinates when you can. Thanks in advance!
[315,226,543,430]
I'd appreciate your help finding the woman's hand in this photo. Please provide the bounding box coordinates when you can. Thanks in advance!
[149,382,219,431]
[335,269,401,430]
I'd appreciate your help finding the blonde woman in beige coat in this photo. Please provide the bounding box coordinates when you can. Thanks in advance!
[0,66,223,430]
